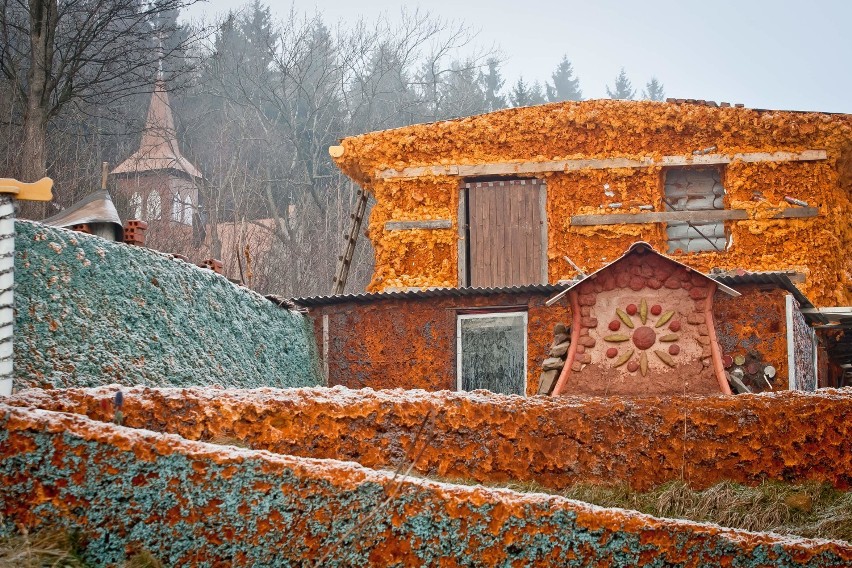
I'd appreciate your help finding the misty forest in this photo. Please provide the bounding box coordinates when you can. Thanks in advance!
[0,0,665,296]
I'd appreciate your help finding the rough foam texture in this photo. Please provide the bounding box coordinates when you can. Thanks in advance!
[333,100,852,306]
[556,251,722,396]
[2,403,850,567]
[14,221,320,389]
[714,286,790,390]
[310,290,570,394]
[10,386,851,492]
[307,284,799,394]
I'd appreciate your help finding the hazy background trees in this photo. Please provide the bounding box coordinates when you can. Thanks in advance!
[606,67,636,100]
[1,1,667,297]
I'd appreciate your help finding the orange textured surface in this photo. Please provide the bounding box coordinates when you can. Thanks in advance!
[4,402,851,566]
[312,291,570,394]
[11,386,852,492]
[333,100,852,305]
[714,286,791,390]
[554,250,724,396]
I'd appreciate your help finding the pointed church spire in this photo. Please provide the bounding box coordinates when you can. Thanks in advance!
[156,30,165,82]
[111,75,202,179]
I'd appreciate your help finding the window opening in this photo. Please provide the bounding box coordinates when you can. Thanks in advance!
[172,195,182,222]
[457,312,527,395]
[147,192,161,220]
[129,192,142,219]
[183,196,193,225]
[664,167,726,253]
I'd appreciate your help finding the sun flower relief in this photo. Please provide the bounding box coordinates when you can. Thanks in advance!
[603,298,681,376]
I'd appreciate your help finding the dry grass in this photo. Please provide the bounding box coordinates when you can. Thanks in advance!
[491,479,852,542]
[0,529,86,567]
[424,474,851,542]
[204,435,250,449]
[0,529,164,568]
[123,550,164,568]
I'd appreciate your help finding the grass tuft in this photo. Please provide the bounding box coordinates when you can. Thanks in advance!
[204,435,250,449]
[0,528,165,568]
[433,476,852,542]
[125,550,164,568]
[0,528,87,567]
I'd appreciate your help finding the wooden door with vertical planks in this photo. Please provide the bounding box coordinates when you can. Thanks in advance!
[467,179,545,287]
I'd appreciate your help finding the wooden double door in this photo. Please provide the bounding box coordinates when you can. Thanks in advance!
[465,179,547,287]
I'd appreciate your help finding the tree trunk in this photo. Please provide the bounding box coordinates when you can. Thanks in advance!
[18,0,57,218]
[21,103,47,183]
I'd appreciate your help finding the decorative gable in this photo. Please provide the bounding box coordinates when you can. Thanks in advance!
[552,243,737,396]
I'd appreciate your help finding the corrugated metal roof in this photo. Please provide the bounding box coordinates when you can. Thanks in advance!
[292,269,817,315]
[291,283,563,307]
[709,271,815,310]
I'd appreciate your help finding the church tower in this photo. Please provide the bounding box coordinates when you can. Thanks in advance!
[111,79,202,228]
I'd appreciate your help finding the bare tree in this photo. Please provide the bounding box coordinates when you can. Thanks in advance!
[1,2,495,296]
[0,0,206,190]
[172,7,494,296]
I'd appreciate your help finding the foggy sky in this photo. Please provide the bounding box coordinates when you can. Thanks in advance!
[186,0,852,114]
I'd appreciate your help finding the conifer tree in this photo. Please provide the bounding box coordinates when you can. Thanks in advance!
[642,77,665,101]
[605,68,636,100]
[510,76,545,107]
[529,81,546,105]
[546,55,582,102]
[441,61,487,119]
[479,57,507,111]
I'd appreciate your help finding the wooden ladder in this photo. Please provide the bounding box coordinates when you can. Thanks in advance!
[331,187,368,294]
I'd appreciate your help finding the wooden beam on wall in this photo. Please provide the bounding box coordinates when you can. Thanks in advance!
[773,207,821,219]
[376,150,827,180]
[384,219,453,231]
[570,207,819,227]
[457,186,467,287]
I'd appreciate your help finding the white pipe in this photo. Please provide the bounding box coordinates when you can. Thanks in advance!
[0,195,14,396]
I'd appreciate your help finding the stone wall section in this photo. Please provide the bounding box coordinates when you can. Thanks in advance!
[2,402,850,567]
[10,386,851,492]
[537,323,571,395]
[714,286,790,391]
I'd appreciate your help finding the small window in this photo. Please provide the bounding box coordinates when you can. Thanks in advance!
[664,167,726,253]
[457,312,527,395]
[183,196,193,225]
[172,195,183,222]
[129,192,142,219]
[147,192,161,220]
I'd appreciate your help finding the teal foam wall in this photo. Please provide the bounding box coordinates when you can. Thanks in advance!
[2,404,850,567]
[14,221,321,389]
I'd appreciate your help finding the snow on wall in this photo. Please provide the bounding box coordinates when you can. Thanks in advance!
[14,221,320,390]
[10,385,852,492]
[2,402,850,567]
